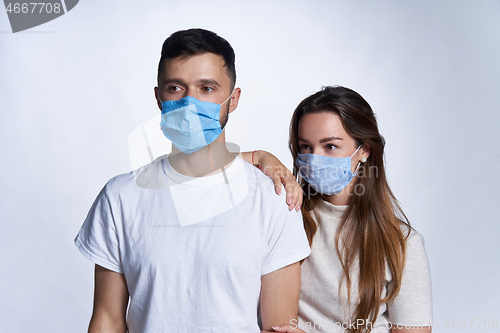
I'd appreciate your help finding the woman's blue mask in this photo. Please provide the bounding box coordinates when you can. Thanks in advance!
[295,145,362,195]
[159,92,233,154]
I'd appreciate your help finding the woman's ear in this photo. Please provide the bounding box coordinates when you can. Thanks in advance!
[361,144,371,162]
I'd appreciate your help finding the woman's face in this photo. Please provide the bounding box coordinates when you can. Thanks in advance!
[297,112,368,172]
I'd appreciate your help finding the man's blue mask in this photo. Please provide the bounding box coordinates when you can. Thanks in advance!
[295,145,362,195]
[159,92,233,154]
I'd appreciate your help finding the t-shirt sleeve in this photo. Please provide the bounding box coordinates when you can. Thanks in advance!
[74,184,124,274]
[261,192,311,275]
[388,231,433,327]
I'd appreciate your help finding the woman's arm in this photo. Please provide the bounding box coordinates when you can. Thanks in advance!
[237,150,302,211]
[389,232,433,333]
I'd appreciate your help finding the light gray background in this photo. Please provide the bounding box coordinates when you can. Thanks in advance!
[1,0,499,332]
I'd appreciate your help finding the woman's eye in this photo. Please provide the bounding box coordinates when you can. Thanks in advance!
[299,144,311,152]
[326,144,337,150]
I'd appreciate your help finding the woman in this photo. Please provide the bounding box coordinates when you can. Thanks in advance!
[252,86,432,333]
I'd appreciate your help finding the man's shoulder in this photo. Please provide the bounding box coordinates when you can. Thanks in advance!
[105,156,166,195]
[239,158,278,189]
[239,159,289,199]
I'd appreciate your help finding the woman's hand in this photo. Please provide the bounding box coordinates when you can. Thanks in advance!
[251,150,303,211]
[261,324,307,333]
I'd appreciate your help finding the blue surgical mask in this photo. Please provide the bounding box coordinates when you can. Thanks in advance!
[295,145,362,195]
[159,92,233,154]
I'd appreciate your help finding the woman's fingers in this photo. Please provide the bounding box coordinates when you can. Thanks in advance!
[282,173,303,211]
[256,151,302,211]
[271,166,300,211]
[283,182,297,211]
[271,173,283,196]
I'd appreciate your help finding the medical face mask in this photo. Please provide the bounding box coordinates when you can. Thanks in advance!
[159,91,233,154]
[295,145,362,195]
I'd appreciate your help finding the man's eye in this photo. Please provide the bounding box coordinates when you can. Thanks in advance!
[202,86,214,92]
[168,86,181,92]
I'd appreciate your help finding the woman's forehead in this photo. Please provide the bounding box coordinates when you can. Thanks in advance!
[298,112,347,140]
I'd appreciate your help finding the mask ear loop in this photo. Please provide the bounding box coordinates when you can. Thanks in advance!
[352,144,363,174]
[210,89,235,171]
[157,89,163,104]
[220,89,235,106]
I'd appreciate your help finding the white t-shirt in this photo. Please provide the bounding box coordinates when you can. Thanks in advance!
[298,198,432,332]
[75,155,311,333]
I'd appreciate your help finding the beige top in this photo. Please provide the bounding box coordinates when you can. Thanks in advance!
[298,198,432,332]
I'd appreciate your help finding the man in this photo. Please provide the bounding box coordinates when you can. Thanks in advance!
[75,28,310,332]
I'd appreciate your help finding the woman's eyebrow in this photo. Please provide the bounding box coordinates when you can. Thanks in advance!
[319,136,342,143]
[298,136,342,144]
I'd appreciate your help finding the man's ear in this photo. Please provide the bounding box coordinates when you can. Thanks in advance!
[154,87,162,110]
[228,87,241,114]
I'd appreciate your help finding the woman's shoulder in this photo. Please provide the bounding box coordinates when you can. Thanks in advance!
[395,223,429,263]
[397,222,424,243]
[399,226,430,273]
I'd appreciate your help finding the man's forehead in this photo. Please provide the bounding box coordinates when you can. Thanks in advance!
[161,53,229,82]
[165,53,226,71]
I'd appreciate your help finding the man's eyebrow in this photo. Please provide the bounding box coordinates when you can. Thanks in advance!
[162,78,221,87]
[197,78,221,87]
[162,78,185,86]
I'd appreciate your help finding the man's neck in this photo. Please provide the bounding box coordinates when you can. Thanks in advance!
[168,141,236,177]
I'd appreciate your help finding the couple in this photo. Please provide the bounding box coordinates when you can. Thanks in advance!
[75,29,432,333]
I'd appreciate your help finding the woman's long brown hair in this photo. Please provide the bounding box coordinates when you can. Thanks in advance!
[289,86,411,333]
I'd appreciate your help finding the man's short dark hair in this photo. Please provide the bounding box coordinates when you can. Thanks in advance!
[157,28,236,89]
